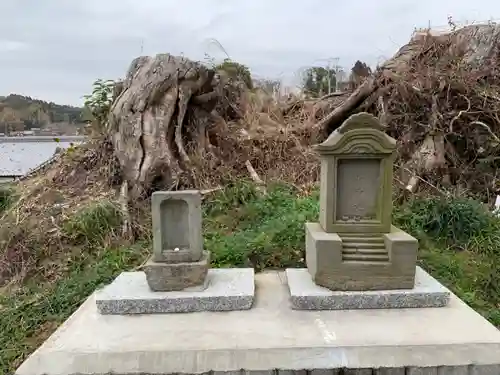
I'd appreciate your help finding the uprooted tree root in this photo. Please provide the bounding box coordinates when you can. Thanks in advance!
[108,54,323,199]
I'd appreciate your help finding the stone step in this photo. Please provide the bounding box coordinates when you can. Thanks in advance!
[338,232,383,237]
[342,247,388,255]
[341,236,385,244]
[342,242,386,249]
[342,253,390,262]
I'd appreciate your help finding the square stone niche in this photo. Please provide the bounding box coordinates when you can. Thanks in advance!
[152,190,204,264]
[306,113,419,292]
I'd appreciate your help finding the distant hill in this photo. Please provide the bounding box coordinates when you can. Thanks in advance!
[0,94,88,135]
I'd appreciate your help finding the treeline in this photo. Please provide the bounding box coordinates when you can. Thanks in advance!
[0,94,87,131]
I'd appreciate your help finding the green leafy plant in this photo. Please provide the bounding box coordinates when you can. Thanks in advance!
[0,185,16,214]
[83,79,115,132]
[215,59,253,89]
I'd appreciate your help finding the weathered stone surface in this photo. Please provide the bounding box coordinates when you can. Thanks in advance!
[151,190,203,263]
[307,113,419,292]
[286,267,450,310]
[374,369,406,375]
[143,250,210,291]
[95,268,254,314]
[317,113,396,234]
[306,223,418,291]
[16,272,500,375]
[343,370,373,375]
[335,158,381,222]
[406,368,438,375]
[435,366,469,375]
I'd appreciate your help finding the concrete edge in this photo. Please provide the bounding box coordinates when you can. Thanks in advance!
[15,343,500,375]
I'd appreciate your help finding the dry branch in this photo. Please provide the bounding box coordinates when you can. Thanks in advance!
[245,160,267,194]
[314,77,377,133]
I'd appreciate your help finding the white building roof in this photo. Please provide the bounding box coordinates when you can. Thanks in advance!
[0,136,86,177]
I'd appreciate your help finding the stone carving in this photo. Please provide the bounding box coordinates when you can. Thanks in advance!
[144,190,210,291]
[336,158,381,221]
[306,112,419,291]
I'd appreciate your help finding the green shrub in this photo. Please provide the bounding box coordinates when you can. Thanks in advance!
[215,59,253,89]
[203,180,260,217]
[395,195,500,325]
[394,196,495,247]
[204,184,319,270]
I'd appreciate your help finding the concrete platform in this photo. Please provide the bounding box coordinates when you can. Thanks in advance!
[95,268,255,314]
[286,267,450,310]
[16,271,500,375]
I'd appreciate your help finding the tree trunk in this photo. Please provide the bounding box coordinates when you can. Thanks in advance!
[108,54,220,197]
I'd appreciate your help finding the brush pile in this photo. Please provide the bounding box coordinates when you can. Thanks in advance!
[318,23,500,201]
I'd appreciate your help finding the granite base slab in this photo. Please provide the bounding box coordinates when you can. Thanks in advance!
[95,268,254,314]
[286,266,450,310]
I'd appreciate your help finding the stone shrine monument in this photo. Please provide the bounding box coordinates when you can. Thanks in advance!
[94,189,255,314]
[286,113,451,309]
[145,190,210,291]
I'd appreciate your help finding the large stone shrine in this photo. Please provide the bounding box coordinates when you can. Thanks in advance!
[286,112,451,310]
[95,190,255,314]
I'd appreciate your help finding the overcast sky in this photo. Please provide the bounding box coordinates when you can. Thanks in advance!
[1,1,499,106]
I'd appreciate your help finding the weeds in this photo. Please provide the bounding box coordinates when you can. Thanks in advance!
[204,183,318,270]
[0,243,148,374]
[394,196,500,324]
[62,200,122,247]
[0,184,16,214]
[394,196,495,248]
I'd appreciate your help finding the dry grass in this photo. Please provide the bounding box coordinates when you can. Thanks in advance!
[0,138,122,287]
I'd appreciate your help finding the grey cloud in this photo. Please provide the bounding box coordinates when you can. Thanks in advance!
[1,0,499,105]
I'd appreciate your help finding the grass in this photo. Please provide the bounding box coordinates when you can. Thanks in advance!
[0,184,16,214]
[62,200,123,247]
[0,244,148,372]
[2,182,500,374]
[204,181,318,269]
[394,195,500,324]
